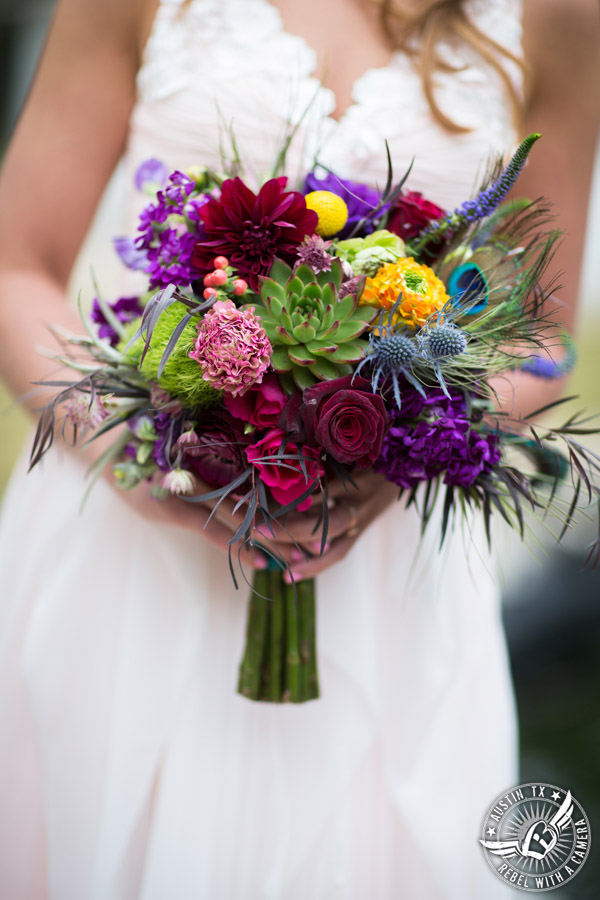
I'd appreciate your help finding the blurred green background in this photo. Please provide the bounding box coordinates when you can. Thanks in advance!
[1,3,600,896]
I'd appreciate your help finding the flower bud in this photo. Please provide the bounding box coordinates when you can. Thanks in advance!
[211,269,228,286]
[203,273,216,287]
[203,287,218,300]
[213,255,229,269]
[233,278,248,296]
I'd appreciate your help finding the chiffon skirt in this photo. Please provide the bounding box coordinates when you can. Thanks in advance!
[0,441,517,899]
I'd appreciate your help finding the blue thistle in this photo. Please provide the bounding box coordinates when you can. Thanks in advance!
[419,323,469,360]
[454,133,541,224]
[354,302,424,409]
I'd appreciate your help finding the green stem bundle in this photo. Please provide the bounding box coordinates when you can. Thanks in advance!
[237,568,320,703]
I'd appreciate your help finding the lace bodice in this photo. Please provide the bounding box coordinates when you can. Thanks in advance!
[125,0,523,215]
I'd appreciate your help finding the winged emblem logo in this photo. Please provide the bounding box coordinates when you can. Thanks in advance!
[480,791,573,861]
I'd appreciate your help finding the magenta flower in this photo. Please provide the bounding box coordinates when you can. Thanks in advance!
[223,373,287,428]
[246,428,324,511]
[189,300,272,396]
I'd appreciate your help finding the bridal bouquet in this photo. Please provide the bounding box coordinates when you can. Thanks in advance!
[30,134,600,703]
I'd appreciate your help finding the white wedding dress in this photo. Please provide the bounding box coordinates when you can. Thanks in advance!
[0,1,523,897]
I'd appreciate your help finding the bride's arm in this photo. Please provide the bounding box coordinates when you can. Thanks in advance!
[0,0,270,561]
[496,0,600,418]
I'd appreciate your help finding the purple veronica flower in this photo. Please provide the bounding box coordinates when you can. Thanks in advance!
[91,295,143,346]
[303,172,388,238]
[135,158,168,192]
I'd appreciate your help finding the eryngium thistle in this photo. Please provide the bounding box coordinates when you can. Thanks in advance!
[418,323,468,360]
[372,333,417,370]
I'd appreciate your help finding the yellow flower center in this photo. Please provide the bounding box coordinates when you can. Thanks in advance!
[360,257,449,328]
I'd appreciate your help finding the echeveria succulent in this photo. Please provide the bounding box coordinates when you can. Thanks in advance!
[253,258,376,390]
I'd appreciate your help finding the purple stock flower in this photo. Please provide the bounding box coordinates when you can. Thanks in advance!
[135,158,168,192]
[112,236,148,271]
[152,412,184,472]
[374,382,501,489]
[303,172,388,238]
[91,296,143,345]
[136,170,202,289]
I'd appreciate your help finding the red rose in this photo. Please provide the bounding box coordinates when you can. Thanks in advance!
[387,190,445,241]
[245,428,324,511]
[303,376,388,468]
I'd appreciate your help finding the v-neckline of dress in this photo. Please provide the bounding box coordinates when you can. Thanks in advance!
[258,0,401,125]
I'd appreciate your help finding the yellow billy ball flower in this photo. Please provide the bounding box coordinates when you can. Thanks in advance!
[304,190,349,237]
[360,257,449,328]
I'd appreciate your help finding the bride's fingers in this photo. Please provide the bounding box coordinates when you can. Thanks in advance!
[253,499,362,546]
[282,533,358,580]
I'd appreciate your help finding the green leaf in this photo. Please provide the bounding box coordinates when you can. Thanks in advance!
[317,258,343,290]
[330,319,370,342]
[295,264,318,286]
[321,304,334,331]
[260,278,286,305]
[264,293,283,318]
[321,283,336,308]
[303,283,323,301]
[292,365,317,390]
[269,258,293,284]
[325,341,367,363]
[334,293,358,321]
[306,340,338,356]
[275,325,296,345]
[280,306,294,332]
[288,345,317,366]
[293,322,317,343]
[348,305,378,324]
[286,276,304,298]
[309,358,341,380]
[271,346,293,371]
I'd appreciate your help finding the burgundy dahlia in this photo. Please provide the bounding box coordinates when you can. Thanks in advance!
[192,177,318,291]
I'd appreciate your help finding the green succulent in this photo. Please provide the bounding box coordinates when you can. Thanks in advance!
[254,258,376,390]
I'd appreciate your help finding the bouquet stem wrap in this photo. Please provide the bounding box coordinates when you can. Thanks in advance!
[237,567,319,703]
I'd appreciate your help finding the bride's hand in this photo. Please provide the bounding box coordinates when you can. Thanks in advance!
[251,470,399,579]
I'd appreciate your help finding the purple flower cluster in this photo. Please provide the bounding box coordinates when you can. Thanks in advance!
[454,133,540,224]
[91,296,143,346]
[303,172,388,238]
[374,383,501,489]
[136,170,204,289]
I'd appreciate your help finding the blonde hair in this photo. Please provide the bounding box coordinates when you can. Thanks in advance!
[375,0,526,132]
[180,0,527,132]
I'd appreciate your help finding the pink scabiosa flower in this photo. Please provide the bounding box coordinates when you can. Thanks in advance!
[189,300,272,396]
[160,468,197,496]
[64,390,109,429]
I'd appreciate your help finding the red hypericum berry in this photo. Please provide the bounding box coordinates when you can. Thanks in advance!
[203,287,218,300]
[233,279,248,296]
[203,273,215,287]
[211,269,228,286]
[213,255,229,269]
